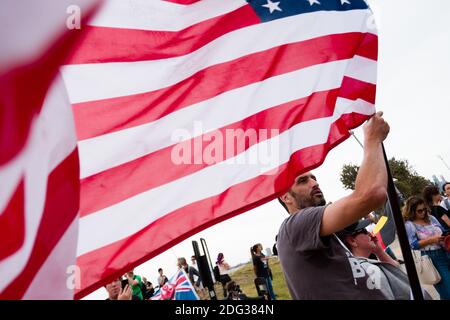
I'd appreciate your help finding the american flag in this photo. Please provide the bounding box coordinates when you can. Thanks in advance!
[150,269,199,300]
[1,0,378,299]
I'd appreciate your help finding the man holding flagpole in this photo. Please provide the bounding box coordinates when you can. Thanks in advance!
[276,112,419,299]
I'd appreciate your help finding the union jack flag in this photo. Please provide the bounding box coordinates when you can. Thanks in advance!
[150,269,199,300]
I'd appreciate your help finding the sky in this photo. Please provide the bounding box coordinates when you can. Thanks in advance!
[84,0,450,299]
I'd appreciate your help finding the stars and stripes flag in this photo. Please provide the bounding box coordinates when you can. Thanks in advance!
[2,0,378,299]
[0,0,99,299]
[150,269,199,300]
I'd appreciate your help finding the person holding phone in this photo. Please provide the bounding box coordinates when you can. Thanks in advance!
[404,196,450,300]
[105,278,132,300]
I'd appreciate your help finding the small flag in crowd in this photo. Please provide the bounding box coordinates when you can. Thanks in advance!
[150,269,199,300]
[375,200,398,249]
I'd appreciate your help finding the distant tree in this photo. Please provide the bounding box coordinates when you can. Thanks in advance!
[340,158,431,199]
[340,164,359,190]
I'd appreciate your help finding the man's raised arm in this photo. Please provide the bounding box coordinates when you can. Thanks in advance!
[320,112,390,236]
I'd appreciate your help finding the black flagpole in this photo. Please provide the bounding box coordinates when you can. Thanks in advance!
[350,132,424,300]
[381,143,424,300]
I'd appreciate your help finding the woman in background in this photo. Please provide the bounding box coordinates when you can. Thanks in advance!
[403,196,450,300]
[216,253,232,297]
[251,243,276,300]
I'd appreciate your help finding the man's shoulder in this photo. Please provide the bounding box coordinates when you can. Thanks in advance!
[278,205,328,250]
[280,206,326,230]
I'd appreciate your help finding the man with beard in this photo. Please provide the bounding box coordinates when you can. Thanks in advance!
[277,112,398,300]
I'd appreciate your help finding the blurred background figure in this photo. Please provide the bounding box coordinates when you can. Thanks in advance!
[157,268,169,288]
[125,270,143,300]
[251,243,276,300]
[177,257,202,289]
[423,186,450,229]
[216,253,232,297]
[104,278,132,300]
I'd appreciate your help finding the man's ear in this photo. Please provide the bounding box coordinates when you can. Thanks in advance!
[280,192,293,206]
[345,236,358,248]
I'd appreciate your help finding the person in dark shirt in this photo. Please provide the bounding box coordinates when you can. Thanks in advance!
[277,112,394,300]
[226,281,249,300]
[177,257,202,288]
[251,243,276,300]
[141,278,155,299]
[423,185,450,229]
[272,235,278,256]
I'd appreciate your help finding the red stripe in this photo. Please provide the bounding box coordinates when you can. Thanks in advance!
[0,149,80,299]
[175,276,186,287]
[0,180,25,261]
[73,32,374,140]
[79,89,341,217]
[355,33,378,61]
[339,76,376,104]
[68,5,259,64]
[376,233,387,250]
[75,113,370,299]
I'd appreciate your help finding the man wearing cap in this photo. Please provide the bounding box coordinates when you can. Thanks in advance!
[277,112,405,299]
[336,220,433,300]
[337,219,399,266]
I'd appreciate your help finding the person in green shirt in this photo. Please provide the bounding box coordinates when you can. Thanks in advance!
[126,270,143,300]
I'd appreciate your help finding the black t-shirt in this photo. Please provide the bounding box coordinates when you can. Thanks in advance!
[252,254,269,278]
[430,206,450,230]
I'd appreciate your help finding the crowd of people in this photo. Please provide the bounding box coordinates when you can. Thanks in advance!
[104,270,155,300]
[103,249,276,300]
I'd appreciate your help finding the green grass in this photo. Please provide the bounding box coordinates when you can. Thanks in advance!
[224,257,292,300]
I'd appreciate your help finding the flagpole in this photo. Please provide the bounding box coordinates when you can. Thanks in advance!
[350,132,424,300]
[381,144,424,300]
[437,154,450,173]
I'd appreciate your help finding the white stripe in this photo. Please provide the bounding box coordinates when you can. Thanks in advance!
[77,103,371,256]
[78,59,350,178]
[335,97,375,115]
[345,55,377,84]
[62,9,375,103]
[0,158,23,214]
[0,76,77,292]
[90,0,247,31]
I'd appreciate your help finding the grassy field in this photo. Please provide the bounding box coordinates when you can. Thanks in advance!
[207,257,291,300]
